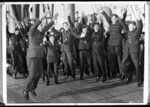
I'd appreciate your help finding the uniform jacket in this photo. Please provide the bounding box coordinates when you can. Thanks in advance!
[102,11,127,46]
[123,20,143,53]
[44,41,60,63]
[26,19,54,58]
[78,31,92,51]
[91,24,105,54]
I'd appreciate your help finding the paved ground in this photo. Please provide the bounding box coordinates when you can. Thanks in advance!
[7,71,144,105]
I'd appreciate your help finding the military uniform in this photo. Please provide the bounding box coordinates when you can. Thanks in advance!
[61,29,76,79]
[122,20,143,85]
[78,31,93,79]
[44,41,60,84]
[25,19,54,91]
[102,11,127,77]
[91,24,106,81]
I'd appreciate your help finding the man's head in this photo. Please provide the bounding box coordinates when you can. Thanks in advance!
[82,25,88,34]
[94,23,99,32]
[14,28,19,35]
[111,14,118,25]
[49,35,55,43]
[128,21,136,32]
[63,22,69,31]
[60,27,65,33]
[74,22,79,28]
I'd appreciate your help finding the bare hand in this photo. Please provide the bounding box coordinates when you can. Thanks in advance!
[121,8,127,15]
[53,12,59,21]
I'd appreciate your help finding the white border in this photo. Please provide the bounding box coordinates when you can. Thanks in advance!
[2,3,7,105]
[2,1,148,105]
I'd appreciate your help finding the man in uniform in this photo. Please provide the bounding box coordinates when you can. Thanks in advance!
[91,21,106,82]
[100,8,127,79]
[121,8,143,87]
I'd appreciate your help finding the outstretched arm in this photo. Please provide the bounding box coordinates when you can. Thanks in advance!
[41,13,59,34]
[120,8,128,33]
[99,8,112,25]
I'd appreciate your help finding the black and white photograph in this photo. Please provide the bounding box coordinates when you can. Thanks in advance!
[0,1,150,105]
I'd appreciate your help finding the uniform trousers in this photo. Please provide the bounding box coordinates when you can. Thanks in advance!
[92,50,106,78]
[79,50,92,75]
[109,46,123,76]
[122,52,142,83]
[24,58,43,91]
[62,51,75,77]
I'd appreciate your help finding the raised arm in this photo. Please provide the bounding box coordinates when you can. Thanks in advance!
[133,6,143,34]
[68,15,74,30]
[100,8,112,25]
[28,18,41,36]
[42,13,59,34]
[119,8,128,33]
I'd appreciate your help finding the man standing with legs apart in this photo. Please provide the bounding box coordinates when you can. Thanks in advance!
[23,11,58,100]
[91,16,106,82]
[121,6,143,87]
[100,7,127,79]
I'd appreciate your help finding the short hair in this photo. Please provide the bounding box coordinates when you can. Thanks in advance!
[111,14,118,18]
[82,25,87,29]
[129,21,136,26]
[94,23,99,27]
[62,22,69,25]
[15,27,19,31]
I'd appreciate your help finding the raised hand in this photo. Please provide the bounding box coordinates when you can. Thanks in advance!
[40,11,49,21]
[121,8,127,15]
[52,12,59,21]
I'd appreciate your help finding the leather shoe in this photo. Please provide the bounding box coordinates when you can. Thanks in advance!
[23,90,29,100]
[65,74,69,79]
[102,78,106,83]
[12,74,17,79]
[80,74,83,80]
[46,81,50,86]
[31,90,36,96]
[71,77,75,81]
[137,82,143,87]
[119,74,125,81]
[124,78,130,84]
[96,76,101,82]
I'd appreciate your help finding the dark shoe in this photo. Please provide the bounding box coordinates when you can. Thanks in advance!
[23,90,29,100]
[31,90,36,96]
[119,74,125,81]
[96,76,101,82]
[65,74,69,79]
[71,77,75,81]
[137,82,143,87]
[80,74,83,80]
[124,78,130,84]
[46,81,50,86]
[55,81,59,84]
[12,74,17,79]
[42,77,45,81]
[102,77,106,83]
[54,77,59,84]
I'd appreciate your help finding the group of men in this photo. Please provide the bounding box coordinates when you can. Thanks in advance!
[6,5,145,100]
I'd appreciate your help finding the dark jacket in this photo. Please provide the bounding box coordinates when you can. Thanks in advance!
[78,32,92,51]
[45,41,60,63]
[102,11,127,46]
[123,20,143,53]
[26,19,54,58]
[91,24,105,54]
